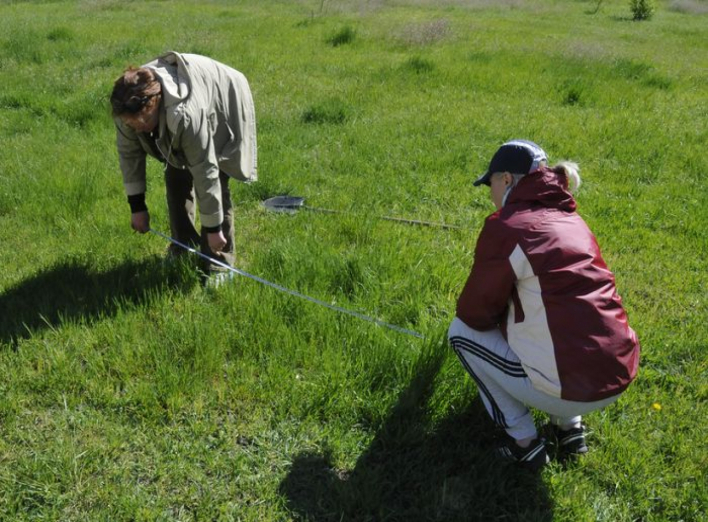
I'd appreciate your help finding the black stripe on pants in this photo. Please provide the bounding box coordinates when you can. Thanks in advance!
[450,338,510,429]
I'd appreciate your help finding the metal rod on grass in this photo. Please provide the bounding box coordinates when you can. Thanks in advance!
[262,196,461,230]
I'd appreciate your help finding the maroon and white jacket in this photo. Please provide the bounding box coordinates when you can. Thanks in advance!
[456,167,640,402]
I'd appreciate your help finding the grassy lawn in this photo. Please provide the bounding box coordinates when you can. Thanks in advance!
[0,0,706,520]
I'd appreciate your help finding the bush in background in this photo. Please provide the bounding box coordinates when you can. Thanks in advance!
[630,0,655,20]
[327,25,356,47]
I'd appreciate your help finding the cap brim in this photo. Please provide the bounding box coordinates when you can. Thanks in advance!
[473,171,492,187]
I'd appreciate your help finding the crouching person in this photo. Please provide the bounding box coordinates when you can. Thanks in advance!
[449,140,640,471]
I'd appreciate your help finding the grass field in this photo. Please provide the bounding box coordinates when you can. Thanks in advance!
[0,0,706,520]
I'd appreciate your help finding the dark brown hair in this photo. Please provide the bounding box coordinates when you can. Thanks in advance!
[110,67,162,117]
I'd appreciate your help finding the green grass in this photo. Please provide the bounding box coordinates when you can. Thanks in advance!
[0,0,706,520]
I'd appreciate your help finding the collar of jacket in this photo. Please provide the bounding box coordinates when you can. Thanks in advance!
[144,51,191,108]
[503,167,577,213]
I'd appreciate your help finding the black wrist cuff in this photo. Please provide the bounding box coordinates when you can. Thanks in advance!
[128,194,148,213]
[202,223,222,234]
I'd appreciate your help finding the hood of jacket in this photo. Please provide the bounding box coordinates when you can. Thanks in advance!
[503,167,577,214]
[144,51,191,108]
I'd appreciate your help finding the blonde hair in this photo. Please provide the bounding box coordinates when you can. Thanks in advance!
[550,161,581,193]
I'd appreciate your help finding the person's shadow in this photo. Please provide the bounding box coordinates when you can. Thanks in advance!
[280,339,554,521]
[0,255,198,347]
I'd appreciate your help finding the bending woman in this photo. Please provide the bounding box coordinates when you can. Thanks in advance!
[110,51,257,280]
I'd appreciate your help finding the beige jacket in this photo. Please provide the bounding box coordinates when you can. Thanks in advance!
[115,52,257,228]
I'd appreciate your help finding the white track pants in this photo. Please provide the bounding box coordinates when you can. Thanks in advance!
[448,317,619,440]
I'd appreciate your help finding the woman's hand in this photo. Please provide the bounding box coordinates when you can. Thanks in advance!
[131,211,150,233]
[208,231,227,253]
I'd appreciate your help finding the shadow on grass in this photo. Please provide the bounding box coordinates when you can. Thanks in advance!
[0,255,198,346]
[280,344,553,521]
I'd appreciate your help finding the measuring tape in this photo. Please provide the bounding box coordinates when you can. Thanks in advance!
[149,229,424,339]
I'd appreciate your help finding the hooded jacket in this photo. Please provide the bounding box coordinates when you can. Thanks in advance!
[115,52,257,229]
[456,168,640,402]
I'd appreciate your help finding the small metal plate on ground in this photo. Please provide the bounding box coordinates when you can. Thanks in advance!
[262,196,306,214]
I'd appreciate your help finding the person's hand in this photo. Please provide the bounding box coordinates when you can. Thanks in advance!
[208,231,227,253]
[131,211,150,233]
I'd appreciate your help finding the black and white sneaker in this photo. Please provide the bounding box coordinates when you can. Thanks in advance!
[496,437,549,471]
[553,424,588,458]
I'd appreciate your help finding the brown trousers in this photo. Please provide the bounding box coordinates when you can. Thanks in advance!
[164,164,235,273]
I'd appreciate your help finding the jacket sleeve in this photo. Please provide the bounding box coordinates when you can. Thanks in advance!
[178,109,223,229]
[115,119,147,196]
[455,215,517,331]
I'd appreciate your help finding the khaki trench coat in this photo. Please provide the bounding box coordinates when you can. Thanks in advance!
[115,52,257,228]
